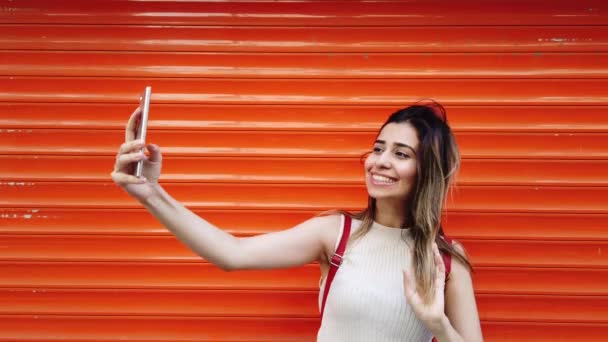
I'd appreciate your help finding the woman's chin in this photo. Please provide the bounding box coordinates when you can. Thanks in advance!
[366,184,411,202]
[367,187,398,199]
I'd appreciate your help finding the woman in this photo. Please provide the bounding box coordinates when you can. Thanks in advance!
[111,102,483,342]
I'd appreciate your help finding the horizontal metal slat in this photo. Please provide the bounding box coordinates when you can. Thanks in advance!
[2,289,607,323]
[2,129,607,159]
[2,156,607,186]
[2,0,605,26]
[0,315,318,341]
[3,51,608,79]
[0,102,392,131]
[0,209,312,236]
[2,235,607,268]
[2,182,608,213]
[0,156,365,184]
[2,209,607,241]
[1,315,606,342]
[0,235,201,262]
[443,212,608,241]
[482,321,608,342]
[0,262,319,290]
[2,25,606,52]
[0,288,318,317]
[475,267,608,295]
[457,159,608,186]
[2,103,608,133]
[462,239,608,268]
[2,262,607,295]
[477,294,608,323]
[3,77,607,105]
[0,182,366,210]
[3,129,370,157]
[0,315,607,342]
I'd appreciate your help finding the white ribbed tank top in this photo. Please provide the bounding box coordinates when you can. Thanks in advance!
[317,215,433,342]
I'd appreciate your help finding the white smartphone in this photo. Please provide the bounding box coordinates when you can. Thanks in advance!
[134,86,152,177]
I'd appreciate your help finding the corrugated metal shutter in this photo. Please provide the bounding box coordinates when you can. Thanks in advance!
[1,1,607,340]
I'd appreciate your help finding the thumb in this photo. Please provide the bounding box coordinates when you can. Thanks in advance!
[147,144,162,163]
[402,270,416,298]
[403,270,422,309]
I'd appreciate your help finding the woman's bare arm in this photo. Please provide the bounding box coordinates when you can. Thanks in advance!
[441,242,484,342]
[113,107,339,272]
[143,183,339,270]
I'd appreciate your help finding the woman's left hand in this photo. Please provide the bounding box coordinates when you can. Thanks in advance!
[402,242,449,335]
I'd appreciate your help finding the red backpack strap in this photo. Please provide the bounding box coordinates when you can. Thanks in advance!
[442,236,453,281]
[320,214,352,320]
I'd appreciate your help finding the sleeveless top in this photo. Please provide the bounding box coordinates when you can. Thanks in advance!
[317,215,433,342]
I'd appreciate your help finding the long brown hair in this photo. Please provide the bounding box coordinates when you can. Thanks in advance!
[325,100,471,303]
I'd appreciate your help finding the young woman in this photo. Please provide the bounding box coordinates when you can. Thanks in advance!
[111,102,483,342]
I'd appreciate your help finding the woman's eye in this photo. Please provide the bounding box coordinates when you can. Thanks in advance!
[396,151,409,158]
[372,147,383,153]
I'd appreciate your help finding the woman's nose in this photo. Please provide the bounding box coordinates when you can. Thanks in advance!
[375,151,391,168]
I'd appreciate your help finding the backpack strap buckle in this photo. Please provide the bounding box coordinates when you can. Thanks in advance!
[330,253,343,267]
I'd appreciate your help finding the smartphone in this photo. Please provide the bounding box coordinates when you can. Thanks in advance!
[134,86,152,177]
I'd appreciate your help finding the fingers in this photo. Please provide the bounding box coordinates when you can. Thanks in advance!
[118,139,145,156]
[111,170,146,185]
[146,143,162,163]
[125,106,142,142]
[115,150,147,170]
[402,269,422,308]
[402,270,414,294]
[113,153,146,178]
[113,139,146,175]
[113,108,155,186]
[432,243,446,296]
[402,244,447,313]
[402,270,413,298]
[432,242,446,276]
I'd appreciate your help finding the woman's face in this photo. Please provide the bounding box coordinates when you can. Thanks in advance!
[364,122,419,202]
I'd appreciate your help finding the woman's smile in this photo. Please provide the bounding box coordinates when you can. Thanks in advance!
[370,172,398,186]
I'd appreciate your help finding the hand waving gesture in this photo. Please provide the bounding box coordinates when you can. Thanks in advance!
[402,243,449,335]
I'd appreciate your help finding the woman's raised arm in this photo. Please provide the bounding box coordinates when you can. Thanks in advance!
[144,187,338,270]
[112,107,338,271]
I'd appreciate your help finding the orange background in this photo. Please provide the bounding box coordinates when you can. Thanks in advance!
[1,1,607,341]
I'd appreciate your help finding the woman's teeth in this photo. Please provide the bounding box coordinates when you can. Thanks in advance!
[372,174,396,184]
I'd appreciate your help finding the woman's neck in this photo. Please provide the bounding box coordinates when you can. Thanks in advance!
[374,199,408,229]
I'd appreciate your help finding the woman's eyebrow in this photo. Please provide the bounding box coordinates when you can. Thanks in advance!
[375,139,416,154]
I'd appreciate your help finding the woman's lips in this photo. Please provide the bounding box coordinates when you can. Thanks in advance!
[370,173,398,186]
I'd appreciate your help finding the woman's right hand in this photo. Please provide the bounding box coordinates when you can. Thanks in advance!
[111,107,163,202]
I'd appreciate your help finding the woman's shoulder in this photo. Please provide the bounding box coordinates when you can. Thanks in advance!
[312,212,371,258]
[309,213,342,265]
[445,238,472,278]
[313,212,361,232]
[311,212,342,227]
